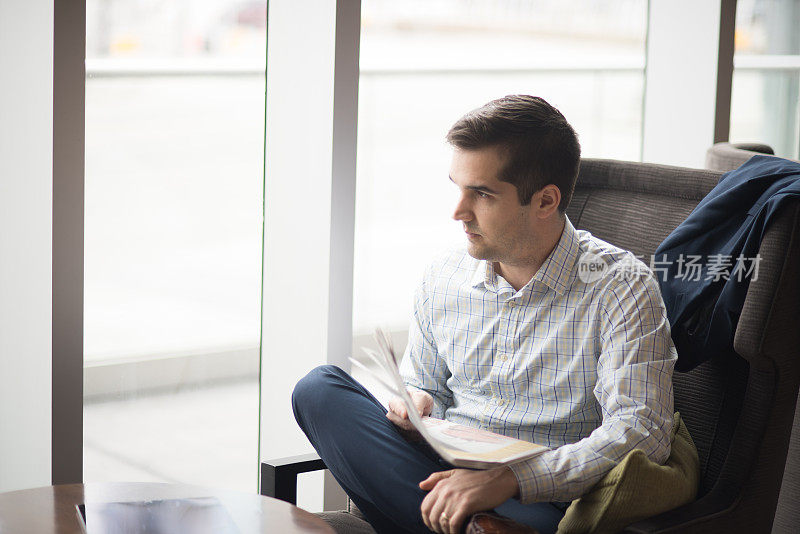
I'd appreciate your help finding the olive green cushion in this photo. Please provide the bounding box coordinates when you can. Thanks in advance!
[557,413,699,534]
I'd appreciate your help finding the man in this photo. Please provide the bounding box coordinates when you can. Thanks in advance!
[293,95,676,534]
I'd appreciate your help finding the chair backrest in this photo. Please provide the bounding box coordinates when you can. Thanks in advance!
[704,143,800,534]
[705,141,800,173]
[570,158,800,532]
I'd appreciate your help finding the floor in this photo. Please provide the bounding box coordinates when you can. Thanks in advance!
[83,365,392,512]
[83,379,261,492]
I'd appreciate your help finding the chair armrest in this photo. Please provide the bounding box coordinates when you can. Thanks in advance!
[622,491,737,534]
[260,452,327,505]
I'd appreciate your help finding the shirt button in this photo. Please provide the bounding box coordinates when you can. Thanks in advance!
[497,398,506,406]
[500,354,508,362]
[508,301,515,307]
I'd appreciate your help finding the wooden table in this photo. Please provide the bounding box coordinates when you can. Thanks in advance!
[0,482,334,533]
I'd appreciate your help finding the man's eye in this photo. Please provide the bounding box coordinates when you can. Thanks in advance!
[476,191,489,199]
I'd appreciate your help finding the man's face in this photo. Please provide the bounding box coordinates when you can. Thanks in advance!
[450,146,538,266]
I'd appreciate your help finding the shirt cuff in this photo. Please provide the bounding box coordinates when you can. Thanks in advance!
[508,452,557,504]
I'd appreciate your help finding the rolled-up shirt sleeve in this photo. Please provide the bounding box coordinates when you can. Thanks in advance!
[508,270,676,503]
[399,270,453,419]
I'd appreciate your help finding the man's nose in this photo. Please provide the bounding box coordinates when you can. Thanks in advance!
[452,195,472,221]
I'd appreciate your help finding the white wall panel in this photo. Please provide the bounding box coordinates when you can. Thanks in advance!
[259,0,360,511]
[643,0,723,167]
[0,1,54,492]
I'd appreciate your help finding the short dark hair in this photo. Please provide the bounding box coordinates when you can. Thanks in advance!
[446,95,581,212]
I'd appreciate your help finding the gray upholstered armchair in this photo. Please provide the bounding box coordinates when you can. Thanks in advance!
[703,141,800,534]
[264,153,800,534]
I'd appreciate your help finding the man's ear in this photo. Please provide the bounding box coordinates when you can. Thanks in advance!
[535,185,561,218]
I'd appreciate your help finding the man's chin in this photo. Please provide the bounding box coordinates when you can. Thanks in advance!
[466,243,491,260]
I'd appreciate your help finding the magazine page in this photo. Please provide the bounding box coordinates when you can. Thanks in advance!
[420,417,547,466]
[349,328,548,468]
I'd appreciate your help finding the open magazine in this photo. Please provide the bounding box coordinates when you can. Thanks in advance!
[348,329,548,469]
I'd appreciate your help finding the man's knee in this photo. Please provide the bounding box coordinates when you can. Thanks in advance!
[292,364,347,420]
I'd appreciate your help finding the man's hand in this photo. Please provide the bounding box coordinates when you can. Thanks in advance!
[386,389,433,433]
[419,467,520,534]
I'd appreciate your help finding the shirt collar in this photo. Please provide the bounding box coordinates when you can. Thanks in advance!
[469,216,580,296]
[531,216,580,296]
[471,259,493,288]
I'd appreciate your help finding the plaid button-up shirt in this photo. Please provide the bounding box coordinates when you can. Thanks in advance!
[399,216,676,503]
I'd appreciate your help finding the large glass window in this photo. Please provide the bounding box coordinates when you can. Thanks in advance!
[730,0,800,159]
[352,0,649,377]
[84,0,265,491]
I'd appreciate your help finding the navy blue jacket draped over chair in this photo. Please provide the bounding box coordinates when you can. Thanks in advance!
[655,155,800,371]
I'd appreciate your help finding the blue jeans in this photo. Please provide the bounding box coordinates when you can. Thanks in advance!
[292,365,566,534]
